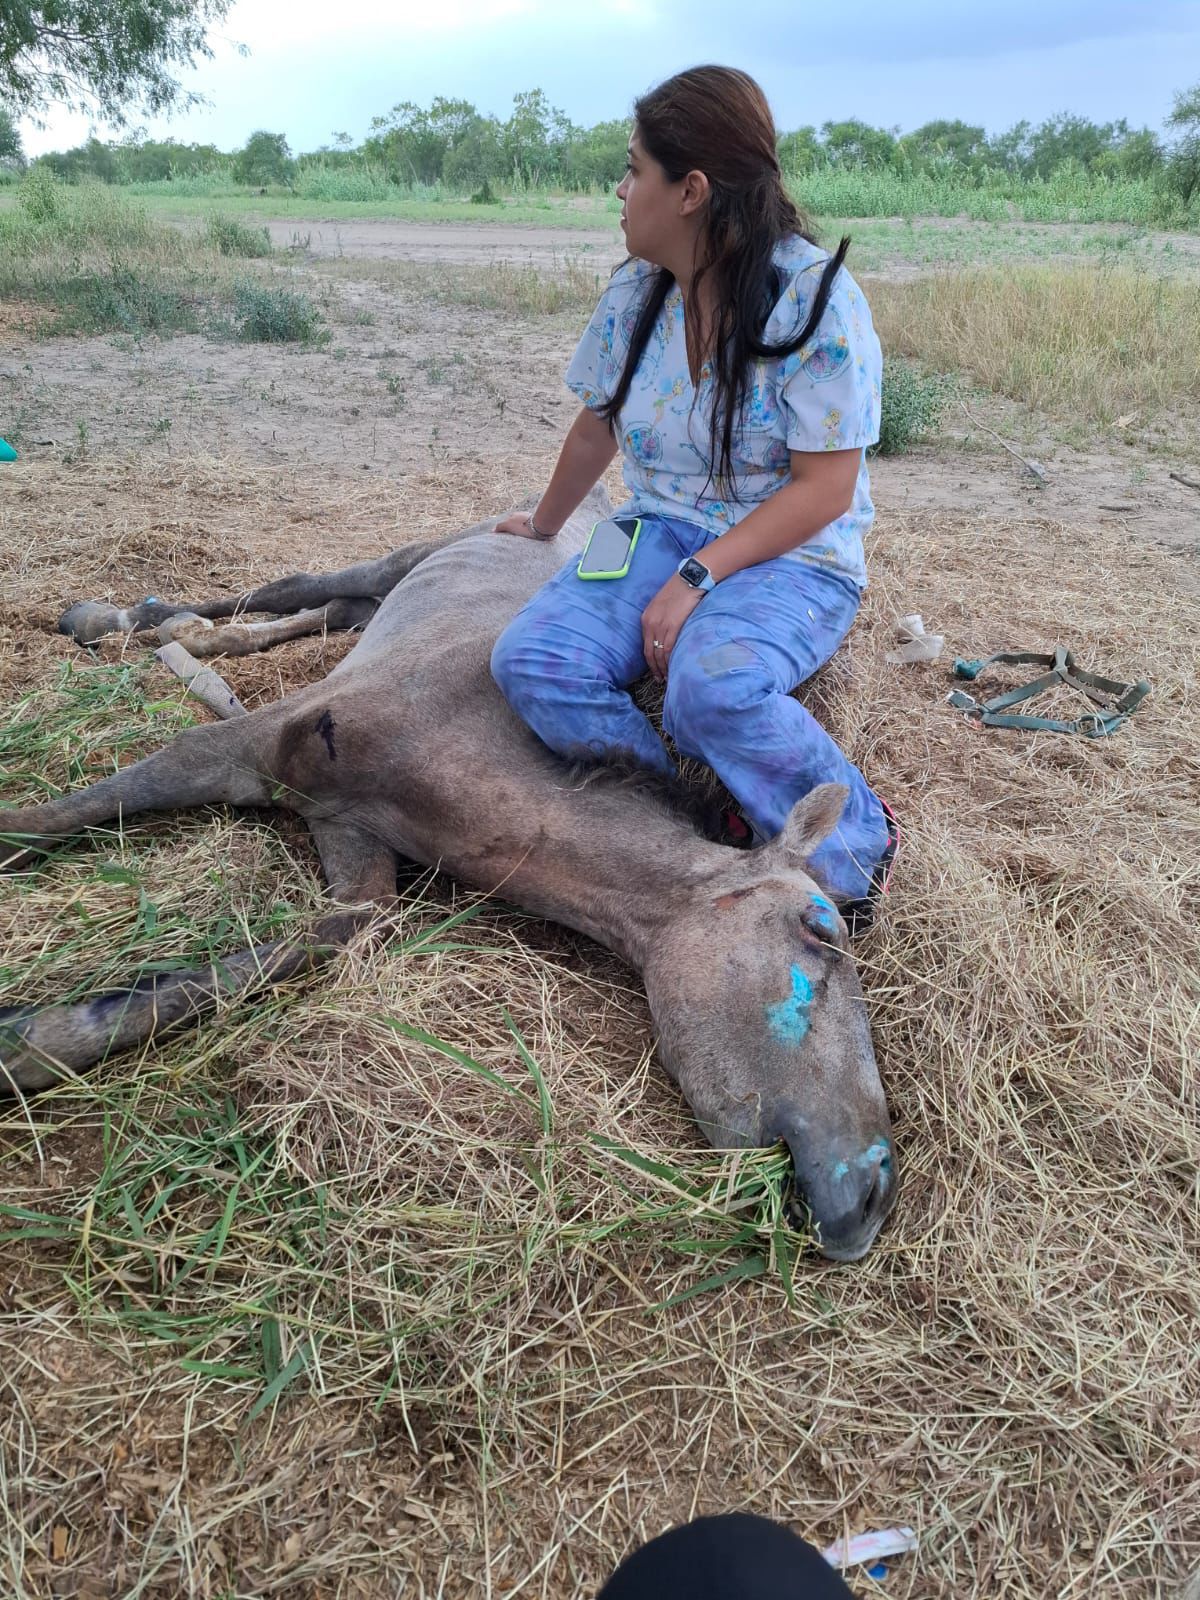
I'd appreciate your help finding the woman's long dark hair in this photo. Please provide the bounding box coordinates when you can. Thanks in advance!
[600,65,849,500]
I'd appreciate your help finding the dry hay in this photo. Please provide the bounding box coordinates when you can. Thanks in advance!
[1,454,1197,1599]
[869,265,1200,427]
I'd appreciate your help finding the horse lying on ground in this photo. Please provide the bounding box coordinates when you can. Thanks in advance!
[0,486,897,1262]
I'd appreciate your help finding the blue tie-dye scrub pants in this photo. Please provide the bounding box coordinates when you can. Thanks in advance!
[490,513,890,901]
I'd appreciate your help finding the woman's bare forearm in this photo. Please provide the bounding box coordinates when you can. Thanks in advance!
[702,450,862,582]
[534,408,619,535]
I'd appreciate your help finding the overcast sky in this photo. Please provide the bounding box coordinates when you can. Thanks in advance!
[19,0,1200,156]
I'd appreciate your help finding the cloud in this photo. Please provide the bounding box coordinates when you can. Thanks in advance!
[16,0,1200,155]
[225,0,543,49]
[644,0,1200,66]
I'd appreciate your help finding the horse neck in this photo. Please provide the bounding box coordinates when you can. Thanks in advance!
[490,785,723,971]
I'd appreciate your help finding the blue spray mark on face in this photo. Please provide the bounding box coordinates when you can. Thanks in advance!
[766,964,814,1047]
[808,892,838,933]
[832,1160,850,1181]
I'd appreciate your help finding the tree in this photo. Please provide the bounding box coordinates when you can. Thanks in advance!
[35,133,117,180]
[301,133,358,171]
[442,119,506,190]
[987,120,1033,174]
[1026,112,1120,177]
[560,117,628,189]
[897,119,988,171]
[364,97,483,184]
[234,130,293,188]
[1095,127,1163,182]
[0,1,235,124]
[502,88,574,184]
[115,135,224,181]
[0,103,23,165]
[820,119,897,169]
[777,125,823,174]
[1166,80,1200,203]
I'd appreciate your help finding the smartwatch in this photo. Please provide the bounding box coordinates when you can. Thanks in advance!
[677,556,716,593]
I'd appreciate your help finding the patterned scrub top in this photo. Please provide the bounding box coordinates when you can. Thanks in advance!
[564,234,883,588]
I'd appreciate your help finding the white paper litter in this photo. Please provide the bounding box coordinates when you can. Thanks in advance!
[886,612,944,665]
[822,1526,919,1568]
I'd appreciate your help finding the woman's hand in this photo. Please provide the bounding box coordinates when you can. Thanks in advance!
[641,575,704,682]
[494,512,555,539]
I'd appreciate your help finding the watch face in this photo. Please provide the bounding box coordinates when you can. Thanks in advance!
[681,558,709,587]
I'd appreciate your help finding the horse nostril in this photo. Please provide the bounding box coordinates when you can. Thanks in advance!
[860,1171,881,1223]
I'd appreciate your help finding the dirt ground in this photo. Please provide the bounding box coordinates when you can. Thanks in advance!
[257,218,625,267]
[4,216,1197,563]
[1,219,1198,1600]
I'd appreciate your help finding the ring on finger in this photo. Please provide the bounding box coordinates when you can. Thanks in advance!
[652,639,663,650]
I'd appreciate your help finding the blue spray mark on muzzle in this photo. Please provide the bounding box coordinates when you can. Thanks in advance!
[766,964,814,1047]
[860,1140,891,1171]
[833,1141,891,1184]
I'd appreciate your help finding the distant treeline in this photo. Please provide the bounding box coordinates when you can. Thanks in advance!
[7,85,1200,205]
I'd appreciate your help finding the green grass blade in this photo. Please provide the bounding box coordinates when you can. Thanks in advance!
[653,1254,768,1311]
[246,1339,312,1423]
[381,1017,537,1108]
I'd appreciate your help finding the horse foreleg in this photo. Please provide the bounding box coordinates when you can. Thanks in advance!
[0,823,399,1095]
[0,712,281,869]
[0,936,318,1093]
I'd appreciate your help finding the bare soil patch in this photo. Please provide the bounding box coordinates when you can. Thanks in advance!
[0,265,580,483]
[259,217,625,269]
[3,224,1196,557]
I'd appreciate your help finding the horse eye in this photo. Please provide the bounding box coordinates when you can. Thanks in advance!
[800,897,843,946]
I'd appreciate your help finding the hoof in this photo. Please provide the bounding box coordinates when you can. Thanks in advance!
[58,598,185,644]
[57,600,128,645]
[157,612,214,645]
[0,1008,67,1095]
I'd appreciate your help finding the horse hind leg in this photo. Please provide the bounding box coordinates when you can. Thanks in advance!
[56,530,485,647]
[198,532,488,621]
[162,598,377,660]
[57,593,379,649]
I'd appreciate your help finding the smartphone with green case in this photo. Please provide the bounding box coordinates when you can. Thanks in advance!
[577,516,643,580]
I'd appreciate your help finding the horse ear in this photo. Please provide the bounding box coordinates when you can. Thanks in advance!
[762,783,848,868]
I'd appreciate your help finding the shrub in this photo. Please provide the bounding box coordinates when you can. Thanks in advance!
[293,163,398,202]
[203,213,272,257]
[232,280,324,343]
[0,176,193,337]
[789,164,1193,227]
[873,358,954,454]
[57,268,196,337]
[124,166,238,197]
[16,165,62,224]
[3,174,171,260]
